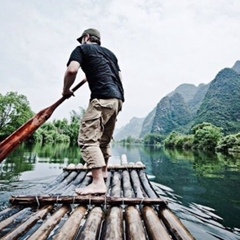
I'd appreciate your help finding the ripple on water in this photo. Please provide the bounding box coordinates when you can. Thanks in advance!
[152,182,240,240]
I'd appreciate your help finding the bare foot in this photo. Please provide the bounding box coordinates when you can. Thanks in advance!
[75,182,107,195]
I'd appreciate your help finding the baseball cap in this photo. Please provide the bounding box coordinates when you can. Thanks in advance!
[77,28,101,43]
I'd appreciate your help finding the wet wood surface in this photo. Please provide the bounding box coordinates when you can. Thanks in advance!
[0,162,196,240]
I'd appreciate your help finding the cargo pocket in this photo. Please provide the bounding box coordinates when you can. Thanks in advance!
[79,99,102,144]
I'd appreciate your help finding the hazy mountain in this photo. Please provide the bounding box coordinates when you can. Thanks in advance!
[151,93,192,135]
[232,60,240,74]
[115,60,240,139]
[114,117,144,140]
[139,107,156,138]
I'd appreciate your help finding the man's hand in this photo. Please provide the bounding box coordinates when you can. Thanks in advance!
[62,89,74,98]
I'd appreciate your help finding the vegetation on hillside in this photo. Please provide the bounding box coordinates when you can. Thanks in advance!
[0,92,34,140]
[0,91,84,145]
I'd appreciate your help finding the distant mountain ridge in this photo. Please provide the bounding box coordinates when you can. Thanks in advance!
[114,61,240,140]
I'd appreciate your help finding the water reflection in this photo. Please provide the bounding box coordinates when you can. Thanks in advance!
[0,143,240,239]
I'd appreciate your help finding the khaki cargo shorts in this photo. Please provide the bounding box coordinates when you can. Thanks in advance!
[78,98,122,169]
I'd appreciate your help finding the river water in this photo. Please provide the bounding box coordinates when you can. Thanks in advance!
[0,143,240,240]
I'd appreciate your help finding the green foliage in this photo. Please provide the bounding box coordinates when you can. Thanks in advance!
[36,107,85,145]
[191,122,223,150]
[216,133,240,153]
[164,132,194,149]
[194,68,240,134]
[0,92,34,140]
[144,133,164,146]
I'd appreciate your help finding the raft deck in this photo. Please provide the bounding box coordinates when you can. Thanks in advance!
[0,159,195,240]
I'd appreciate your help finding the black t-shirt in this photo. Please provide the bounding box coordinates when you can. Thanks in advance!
[67,44,124,101]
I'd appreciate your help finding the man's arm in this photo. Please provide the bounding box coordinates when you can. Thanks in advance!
[62,61,81,98]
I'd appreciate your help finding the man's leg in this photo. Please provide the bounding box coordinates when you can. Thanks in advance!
[100,99,122,178]
[76,99,122,195]
[76,99,106,195]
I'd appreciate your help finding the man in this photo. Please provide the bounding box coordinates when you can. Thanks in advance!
[62,28,124,195]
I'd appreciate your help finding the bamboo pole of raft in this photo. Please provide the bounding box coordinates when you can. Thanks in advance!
[45,171,69,192]
[130,170,144,198]
[0,207,32,232]
[28,205,70,240]
[61,171,87,196]
[125,206,146,240]
[64,164,146,171]
[9,196,167,206]
[142,206,171,240]
[77,207,103,240]
[101,207,123,240]
[0,207,18,221]
[111,171,122,197]
[159,208,196,240]
[139,169,158,198]
[121,154,128,164]
[1,205,53,240]
[53,206,87,240]
[47,171,79,194]
[122,170,134,198]
[44,171,70,191]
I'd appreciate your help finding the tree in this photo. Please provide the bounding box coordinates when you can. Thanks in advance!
[191,122,223,150]
[0,92,34,140]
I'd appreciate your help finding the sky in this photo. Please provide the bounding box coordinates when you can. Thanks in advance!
[1,0,240,129]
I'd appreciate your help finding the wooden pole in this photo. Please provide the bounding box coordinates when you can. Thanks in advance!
[77,207,103,240]
[125,206,146,240]
[130,170,144,198]
[101,207,123,240]
[122,170,134,198]
[111,171,122,197]
[63,164,146,171]
[139,170,158,198]
[9,195,167,206]
[0,79,86,163]
[1,205,53,240]
[0,207,32,232]
[53,206,87,240]
[28,205,70,240]
[159,208,196,240]
[142,206,171,240]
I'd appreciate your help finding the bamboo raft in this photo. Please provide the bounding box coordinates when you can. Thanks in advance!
[0,156,196,240]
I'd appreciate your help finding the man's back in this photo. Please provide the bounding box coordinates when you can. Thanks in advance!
[67,44,124,101]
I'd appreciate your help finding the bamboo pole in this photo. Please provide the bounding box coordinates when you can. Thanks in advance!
[77,207,103,240]
[9,195,167,206]
[138,170,158,198]
[105,171,112,190]
[0,207,32,232]
[142,206,171,240]
[63,165,146,171]
[122,170,133,198]
[1,205,53,240]
[27,205,70,240]
[43,171,70,192]
[0,207,18,222]
[111,171,122,197]
[53,206,87,240]
[159,208,196,240]
[101,207,123,240]
[61,171,86,196]
[130,170,144,198]
[121,154,128,164]
[125,206,146,240]
[48,171,78,194]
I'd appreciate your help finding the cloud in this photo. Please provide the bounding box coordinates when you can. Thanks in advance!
[1,0,240,128]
